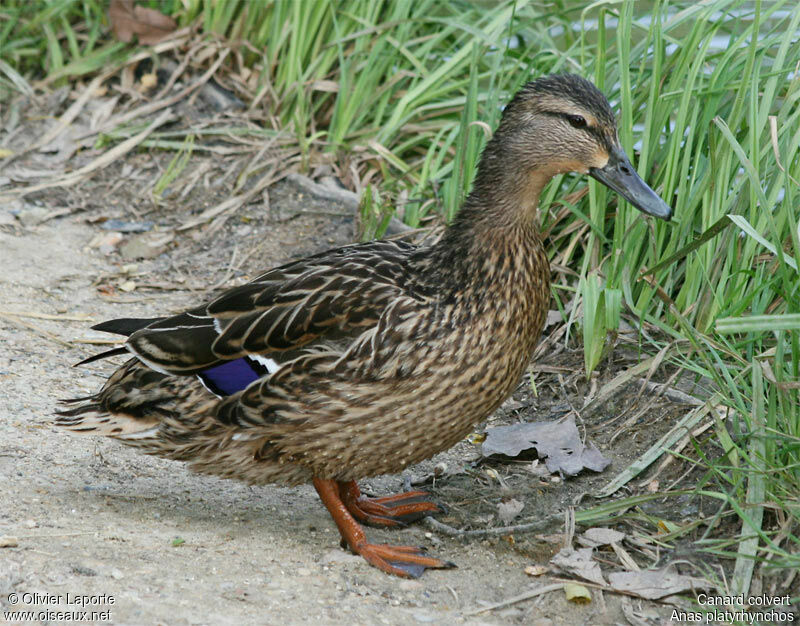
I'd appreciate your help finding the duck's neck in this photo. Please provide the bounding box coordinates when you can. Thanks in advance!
[417,178,550,309]
[426,148,552,275]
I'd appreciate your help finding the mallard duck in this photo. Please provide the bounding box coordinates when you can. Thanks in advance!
[58,74,671,578]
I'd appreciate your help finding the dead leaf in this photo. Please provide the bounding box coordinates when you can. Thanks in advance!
[497,498,524,524]
[101,219,154,233]
[564,582,592,604]
[524,564,548,577]
[109,0,177,45]
[119,232,174,260]
[545,309,562,327]
[90,97,120,131]
[608,567,709,600]
[88,231,124,254]
[38,124,82,164]
[525,459,550,478]
[467,432,486,445]
[140,72,158,91]
[610,542,640,571]
[657,519,681,534]
[550,547,606,585]
[535,533,566,545]
[482,417,611,476]
[578,527,626,548]
[310,80,339,92]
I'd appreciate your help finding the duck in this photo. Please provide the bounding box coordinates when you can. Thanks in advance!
[57,74,672,578]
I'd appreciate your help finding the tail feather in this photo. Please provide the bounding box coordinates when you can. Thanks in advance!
[73,346,129,367]
[55,406,160,437]
[92,317,165,336]
[55,357,213,442]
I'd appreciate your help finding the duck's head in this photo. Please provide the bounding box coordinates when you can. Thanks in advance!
[478,73,672,221]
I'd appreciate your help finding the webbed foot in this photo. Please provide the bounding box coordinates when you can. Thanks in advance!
[313,478,455,578]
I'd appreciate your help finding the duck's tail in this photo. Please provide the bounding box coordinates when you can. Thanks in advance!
[69,317,165,367]
[56,357,215,451]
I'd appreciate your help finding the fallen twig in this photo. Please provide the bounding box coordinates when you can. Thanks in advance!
[0,309,93,322]
[12,532,99,539]
[72,338,123,345]
[634,377,703,406]
[464,583,564,615]
[423,513,562,538]
[0,312,73,348]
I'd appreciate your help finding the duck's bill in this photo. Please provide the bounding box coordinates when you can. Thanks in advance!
[589,147,672,220]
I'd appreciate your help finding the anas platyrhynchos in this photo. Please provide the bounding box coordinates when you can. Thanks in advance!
[58,74,672,578]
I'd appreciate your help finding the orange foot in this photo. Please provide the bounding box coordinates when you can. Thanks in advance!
[338,480,443,527]
[313,478,455,578]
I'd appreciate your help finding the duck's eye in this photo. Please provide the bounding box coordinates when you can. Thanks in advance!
[566,114,587,129]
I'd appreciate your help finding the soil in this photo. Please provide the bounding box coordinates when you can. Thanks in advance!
[0,92,748,626]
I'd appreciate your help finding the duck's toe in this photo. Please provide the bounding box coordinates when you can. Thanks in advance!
[339,481,443,527]
[356,542,456,578]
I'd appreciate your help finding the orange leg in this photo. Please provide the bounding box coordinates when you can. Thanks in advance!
[337,480,442,528]
[313,478,455,578]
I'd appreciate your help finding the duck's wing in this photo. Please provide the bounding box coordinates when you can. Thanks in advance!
[109,240,416,376]
[211,296,421,430]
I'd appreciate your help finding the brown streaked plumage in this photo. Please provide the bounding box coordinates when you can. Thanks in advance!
[57,74,672,578]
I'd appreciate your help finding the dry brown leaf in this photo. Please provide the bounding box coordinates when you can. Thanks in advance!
[109,0,177,45]
[482,417,610,476]
[550,547,606,585]
[608,567,708,600]
[496,498,524,524]
[577,527,626,548]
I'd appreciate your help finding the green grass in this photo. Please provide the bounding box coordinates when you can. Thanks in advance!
[3,0,799,597]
